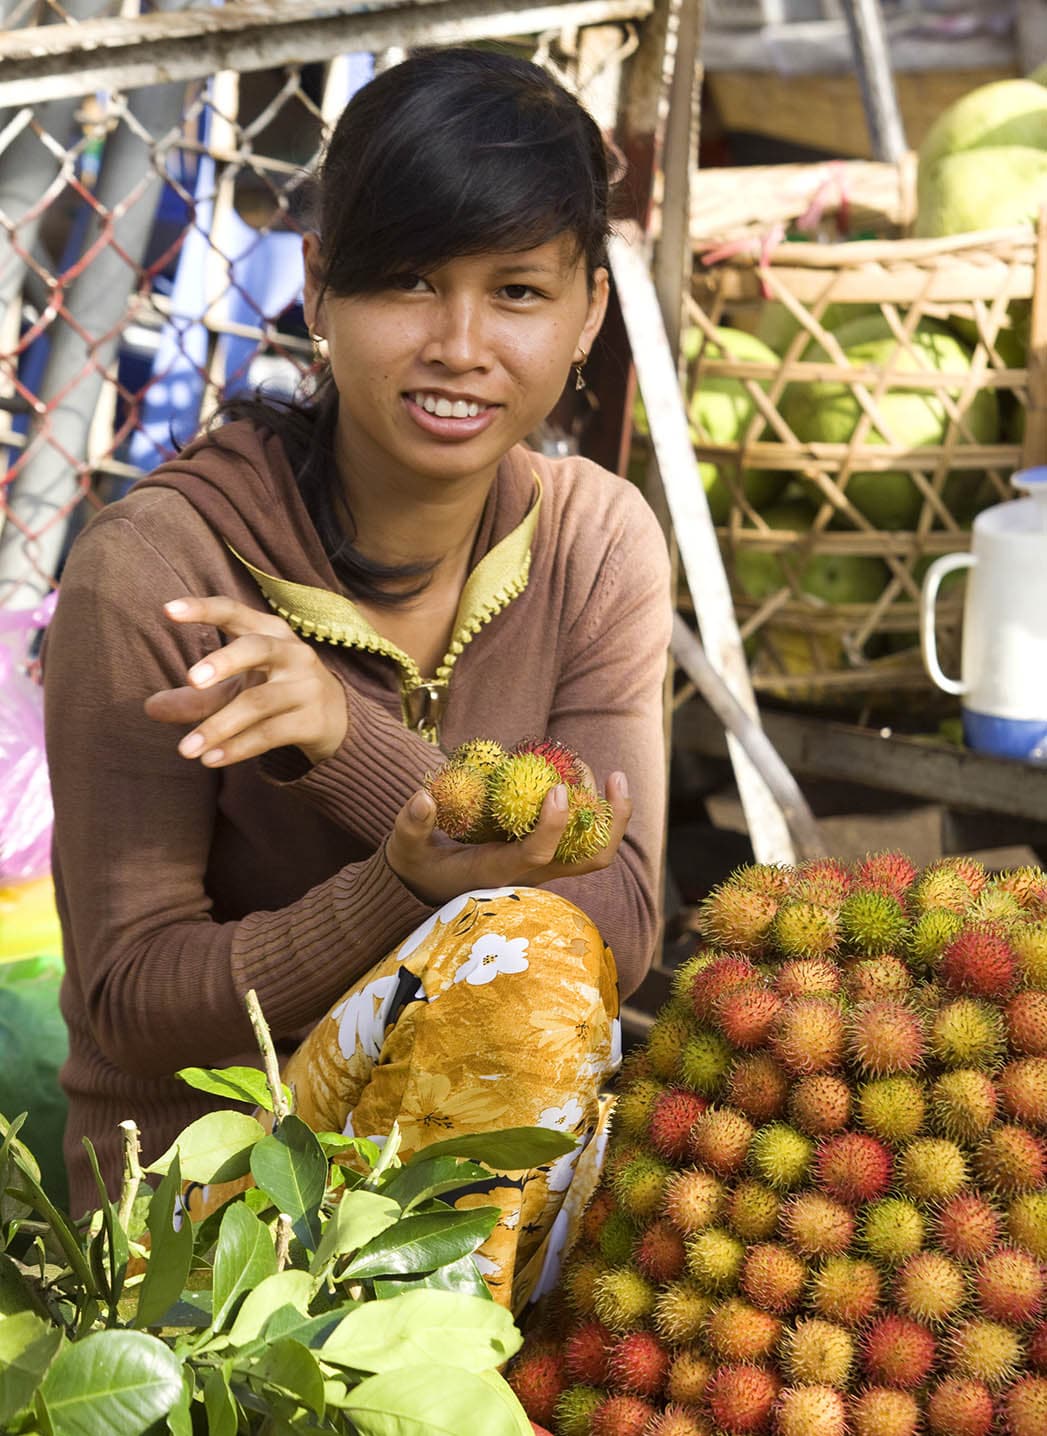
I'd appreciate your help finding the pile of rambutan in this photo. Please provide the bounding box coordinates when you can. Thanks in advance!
[425,737,613,863]
[509,854,1047,1436]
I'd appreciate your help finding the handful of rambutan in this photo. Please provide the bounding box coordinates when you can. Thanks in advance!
[425,737,614,864]
[510,854,1047,1436]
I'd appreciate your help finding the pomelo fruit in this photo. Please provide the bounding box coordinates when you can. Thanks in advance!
[756,302,880,359]
[917,78,1047,178]
[917,146,1047,238]
[734,499,889,605]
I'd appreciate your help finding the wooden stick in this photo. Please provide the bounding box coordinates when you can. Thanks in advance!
[246,988,290,1124]
[117,1119,144,1231]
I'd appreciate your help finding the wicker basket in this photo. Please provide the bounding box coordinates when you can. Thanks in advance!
[675,156,1047,706]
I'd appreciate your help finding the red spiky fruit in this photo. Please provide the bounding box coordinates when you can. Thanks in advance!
[780,1191,855,1257]
[698,885,778,956]
[705,1297,782,1362]
[849,1387,920,1436]
[853,850,919,901]
[845,954,912,1002]
[862,1314,937,1388]
[794,856,852,899]
[735,863,795,898]
[508,1346,567,1426]
[999,1057,1047,1129]
[809,1255,882,1327]
[589,1393,656,1436]
[942,926,1019,998]
[688,1106,755,1176]
[707,1364,780,1434]
[993,864,1047,908]
[648,1088,708,1162]
[1002,1375,1047,1436]
[975,1124,1047,1193]
[690,956,762,1015]
[717,984,783,1049]
[1007,990,1047,1056]
[1031,1321,1047,1372]
[663,1167,725,1235]
[847,1001,924,1075]
[771,998,845,1075]
[774,1385,846,1436]
[634,1219,687,1285]
[928,854,989,901]
[926,1378,995,1436]
[937,1192,1003,1261]
[563,1321,612,1385]
[728,1053,789,1123]
[509,736,585,785]
[774,957,842,998]
[788,1073,852,1135]
[740,1243,808,1313]
[974,1247,1045,1324]
[816,1131,893,1204]
[606,1331,669,1398]
[579,1185,616,1248]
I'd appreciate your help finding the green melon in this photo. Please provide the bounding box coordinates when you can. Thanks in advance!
[916,145,1047,238]
[918,78,1047,177]
[756,302,881,358]
[734,498,889,605]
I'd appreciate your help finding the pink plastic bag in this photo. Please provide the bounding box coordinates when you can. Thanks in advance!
[0,593,57,883]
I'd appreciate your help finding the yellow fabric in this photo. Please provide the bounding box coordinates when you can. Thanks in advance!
[0,875,62,966]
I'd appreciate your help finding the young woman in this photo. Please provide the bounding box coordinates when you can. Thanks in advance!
[43,46,672,1309]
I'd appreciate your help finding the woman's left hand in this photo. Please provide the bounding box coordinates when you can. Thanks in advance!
[144,596,348,767]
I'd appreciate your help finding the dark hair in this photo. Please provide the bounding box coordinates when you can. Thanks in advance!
[216,46,617,605]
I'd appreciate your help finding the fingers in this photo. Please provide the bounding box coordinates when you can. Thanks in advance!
[173,682,316,766]
[144,678,243,726]
[184,633,284,691]
[514,783,572,867]
[164,595,294,642]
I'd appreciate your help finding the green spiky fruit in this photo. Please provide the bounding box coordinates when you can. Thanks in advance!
[748,1123,813,1190]
[908,906,965,967]
[948,1317,1024,1386]
[740,1242,808,1313]
[770,997,845,1075]
[774,1385,846,1436]
[840,888,909,954]
[788,1073,852,1135]
[705,1297,782,1362]
[992,864,1047,910]
[896,1250,967,1324]
[735,863,794,898]
[938,1192,1003,1261]
[647,1007,695,1082]
[487,751,560,837]
[930,997,1005,1068]
[861,1197,925,1266]
[652,1280,714,1343]
[975,1246,1045,1324]
[555,786,614,863]
[845,954,912,1002]
[1007,990,1047,1056]
[862,1313,937,1387]
[613,1154,672,1223]
[678,1029,734,1097]
[613,1077,667,1139]
[910,867,981,916]
[724,1180,780,1241]
[425,762,490,841]
[849,1387,919,1436]
[1012,921,1047,988]
[726,1052,789,1123]
[774,956,842,998]
[925,855,988,903]
[448,737,507,774]
[562,1251,611,1314]
[848,1000,924,1075]
[663,1167,725,1235]
[899,1136,969,1203]
[1008,1191,1047,1260]
[592,1266,656,1332]
[706,1364,780,1435]
[771,901,840,958]
[509,735,584,785]
[670,950,716,1003]
[666,1346,714,1406]
[809,1255,882,1326]
[688,1106,754,1177]
[999,1056,1047,1128]
[781,1317,854,1386]
[597,1208,636,1265]
[684,1227,744,1293]
[975,1123,1047,1193]
[925,1377,995,1436]
[857,1075,926,1143]
[698,882,778,955]
[931,1068,999,1141]
[554,1384,603,1436]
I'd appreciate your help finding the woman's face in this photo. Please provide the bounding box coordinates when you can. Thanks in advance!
[303,232,609,496]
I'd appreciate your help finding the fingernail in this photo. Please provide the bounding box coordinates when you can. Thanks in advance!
[614,771,629,798]
[190,662,215,686]
[553,783,568,811]
[165,600,189,615]
[201,748,224,766]
[179,733,204,757]
[409,791,432,821]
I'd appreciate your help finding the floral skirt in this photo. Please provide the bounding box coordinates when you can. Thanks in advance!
[190,886,621,1313]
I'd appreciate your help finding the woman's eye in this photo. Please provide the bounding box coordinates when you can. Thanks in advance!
[500,284,539,302]
[390,274,429,293]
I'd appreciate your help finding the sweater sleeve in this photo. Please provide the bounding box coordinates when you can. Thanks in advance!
[541,489,673,998]
[44,514,433,1079]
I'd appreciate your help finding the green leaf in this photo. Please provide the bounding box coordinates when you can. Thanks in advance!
[316,1132,380,1167]
[147,1112,266,1185]
[0,1251,48,1319]
[165,1369,193,1436]
[176,1065,292,1113]
[343,1208,499,1280]
[340,1363,531,1435]
[135,1156,194,1329]
[405,1127,576,1170]
[309,1191,400,1275]
[80,1140,128,1310]
[364,1124,403,1186]
[380,1157,491,1214]
[202,1368,236,1436]
[38,1329,183,1436]
[321,1290,520,1374]
[0,1311,63,1426]
[261,1305,355,1350]
[240,1337,324,1417]
[226,1271,313,1347]
[249,1116,326,1252]
[209,1203,277,1332]
[373,1253,492,1303]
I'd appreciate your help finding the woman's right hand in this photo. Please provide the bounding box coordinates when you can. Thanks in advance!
[385,772,631,905]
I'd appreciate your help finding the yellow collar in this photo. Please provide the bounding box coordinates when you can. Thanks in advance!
[230,476,541,743]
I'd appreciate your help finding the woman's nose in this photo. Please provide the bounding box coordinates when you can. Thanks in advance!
[422,298,492,371]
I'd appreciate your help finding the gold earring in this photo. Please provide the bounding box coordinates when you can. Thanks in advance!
[310,332,328,364]
[573,348,589,391]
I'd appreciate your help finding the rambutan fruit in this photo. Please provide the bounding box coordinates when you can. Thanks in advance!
[705,1297,782,1362]
[598,1209,637,1265]
[942,925,1019,998]
[648,1088,707,1163]
[1001,1374,1047,1436]
[647,1004,696,1084]
[552,1384,602,1436]
[857,1075,926,1144]
[899,1136,969,1203]
[1006,990,1047,1056]
[774,957,842,998]
[555,786,615,864]
[993,864,1047,909]
[947,1317,1024,1387]
[425,762,490,841]
[716,985,782,1049]
[974,1123,1047,1193]
[707,1364,780,1434]
[771,901,841,959]
[606,1330,669,1398]
[930,997,1006,1068]
[580,1186,617,1248]
[770,998,845,1075]
[861,1196,925,1266]
[666,1346,713,1405]
[911,868,978,917]
[589,1392,656,1436]
[748,1123,813,1190]
[974,1246,1044,1324]
[508,1345,566,1426]
[724,1180,780,1241]
[1008,1190,1047,1260]
[679,1030,734,1098]
[740,1242,808,1313]
[909,906,965,968]
[809,1255,882,1327]
[671,950,716,1003]
[848,1000,924,1075]
[564,1321,613,1385]
[862,1313,937,1387]
[816,1131,893,1204]
[928,854,989,901]
[645,1403,714,1436]
[592,1266,656,1332]
[562,1251,611,1315]
[854,850,919,902]
[487,751,560,837]
[448,737,507,774]
[689,1107,754,1177]
[735,863,795,898]
[509,736,585,786]
[925,1377,995,1436]
[614,1153,672,1223]
[845,954,912,1002]
[685,1227,744,1293]
[788,1073,852,1135]
[652,1280,715,1343]
[849,1386,920,1436]
[663,1167,725,1235]
[969,886,1024,924]
[895,1250,967,1324]
[781,1317,854,1386]
[634,1219,687,1285]
[938,1192,1003,1261]
[698,883,778,956]
[931,1068,999,1141]
[999,1056,1047,1128]
[690,956,762,1015]
[780,1191,855,1257]
[1030,1320,1047,1371]
[841,888,909,955]
[1011,921,1047,989]
[774,1385,846,1436]
[727,1053,789,1123]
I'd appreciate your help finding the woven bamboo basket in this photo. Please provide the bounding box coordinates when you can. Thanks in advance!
[674,155,1047,706]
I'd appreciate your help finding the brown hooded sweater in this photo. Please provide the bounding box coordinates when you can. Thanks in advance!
[43,421,672,1213]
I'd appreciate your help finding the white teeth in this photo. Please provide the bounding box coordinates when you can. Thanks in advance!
[451,400,470,419]
[412,392,483,418]
[435,397,453,417]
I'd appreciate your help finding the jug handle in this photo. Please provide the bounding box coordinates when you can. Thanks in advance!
[921,552,975,696]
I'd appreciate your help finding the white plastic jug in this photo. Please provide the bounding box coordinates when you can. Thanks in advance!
[921,466,1047,762]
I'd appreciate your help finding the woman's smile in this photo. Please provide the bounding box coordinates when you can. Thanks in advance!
[404,389,500,440]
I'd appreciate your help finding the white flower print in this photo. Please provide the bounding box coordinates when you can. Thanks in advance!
[537,1096,585,1133]
[330,974,399,1062]
[546,1143,582,1194]
[452,932,530,986]
[395,887,519,961]
[473,1252,500,1277]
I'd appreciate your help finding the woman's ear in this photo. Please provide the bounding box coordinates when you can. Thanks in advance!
[302,231,324,333]
[579,265,610,356]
